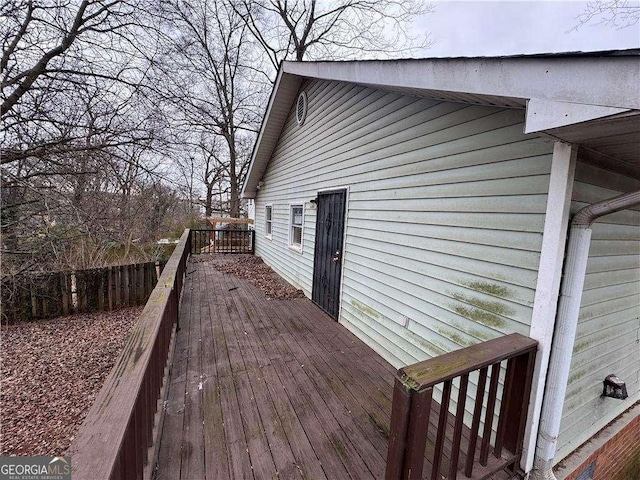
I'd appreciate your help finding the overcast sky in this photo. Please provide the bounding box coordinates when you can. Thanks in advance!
[415,0,640,57]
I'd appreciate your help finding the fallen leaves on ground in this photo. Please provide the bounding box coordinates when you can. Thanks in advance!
[0,307,141,455]
[193,254,305,299]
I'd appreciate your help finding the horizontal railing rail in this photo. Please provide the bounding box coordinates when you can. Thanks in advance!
[69,229,191,480]
[190,228,255,254]
[385,333,537,480]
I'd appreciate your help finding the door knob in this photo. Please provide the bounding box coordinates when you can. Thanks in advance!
[332,251,341,262]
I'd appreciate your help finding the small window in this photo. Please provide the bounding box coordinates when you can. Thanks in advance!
[265,205,273,238]
[296,91,307,125]
[289,204,304,250]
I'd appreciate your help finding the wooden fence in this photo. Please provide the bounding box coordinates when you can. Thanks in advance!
[1,261,166,324]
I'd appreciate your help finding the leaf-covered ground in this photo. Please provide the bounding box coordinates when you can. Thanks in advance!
[193,254,305,299]
[0,307,141,455]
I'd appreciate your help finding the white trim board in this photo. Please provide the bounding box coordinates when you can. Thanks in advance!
[522,141,577,473]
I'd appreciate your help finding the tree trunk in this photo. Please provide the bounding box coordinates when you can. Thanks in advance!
[227,134,239,218]
[205,183,213,217]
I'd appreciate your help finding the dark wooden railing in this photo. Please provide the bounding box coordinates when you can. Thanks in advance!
[190,228,255,254]
[385,333,537,480]
[69,229,191,480]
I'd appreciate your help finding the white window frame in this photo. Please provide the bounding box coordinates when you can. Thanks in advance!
[264,204,273,239]
[288,203,304,252]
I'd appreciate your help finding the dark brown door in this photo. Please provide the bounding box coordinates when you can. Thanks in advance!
[312,189,347,319]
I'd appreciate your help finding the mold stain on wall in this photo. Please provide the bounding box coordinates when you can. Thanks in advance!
[460,280,514,299]
[450,292,513,329]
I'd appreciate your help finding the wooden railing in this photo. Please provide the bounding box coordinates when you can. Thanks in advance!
[190,228,255,254]
[385,333,537,480]
[69,229,191,480]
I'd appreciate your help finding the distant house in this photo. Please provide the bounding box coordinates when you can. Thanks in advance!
[241,51,640,479]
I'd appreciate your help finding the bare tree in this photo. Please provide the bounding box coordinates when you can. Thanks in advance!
[571,0,640,30]
[156,0,266,218]
[1,0,192,273]
[154,0,432,221]
[231,0,434,73]
[1,0,163,164]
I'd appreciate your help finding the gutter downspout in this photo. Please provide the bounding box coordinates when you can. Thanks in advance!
[531,190,640,480]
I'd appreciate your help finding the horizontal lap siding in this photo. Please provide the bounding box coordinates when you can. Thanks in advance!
[556,159,640,462]
[254,79,554,370]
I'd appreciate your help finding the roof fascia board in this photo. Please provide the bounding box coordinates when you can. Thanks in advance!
[524,99,630,133]
[283,57,640,110]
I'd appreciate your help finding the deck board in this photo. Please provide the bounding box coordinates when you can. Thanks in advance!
[155,257,514,480]
[181,265,205,479]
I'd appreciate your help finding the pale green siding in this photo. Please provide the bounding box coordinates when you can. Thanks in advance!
[254,78,555,371]
[556,159,640,461]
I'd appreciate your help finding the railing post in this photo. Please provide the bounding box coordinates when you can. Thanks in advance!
[501,348,537,456]
[385,378,432,480]
[386,378,412,479]
[251,229,256,254]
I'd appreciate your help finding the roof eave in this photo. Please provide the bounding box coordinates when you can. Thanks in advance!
[241,69,303,199]
[283,56,640,110]
[242,55,640,199]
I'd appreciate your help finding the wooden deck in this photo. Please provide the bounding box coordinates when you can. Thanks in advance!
[156,258,395,479]
[155,258,514,480]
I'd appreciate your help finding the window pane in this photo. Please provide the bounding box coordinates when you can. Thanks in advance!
[265,206,272,235]
[292,226,302,246]
[292,206,303,226]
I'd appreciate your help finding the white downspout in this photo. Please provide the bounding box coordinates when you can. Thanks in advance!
[531,190,640,480]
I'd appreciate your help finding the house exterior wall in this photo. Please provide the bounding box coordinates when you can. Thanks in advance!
[253,78,555,371]
[556,157,640,461]
[554,404,640,480]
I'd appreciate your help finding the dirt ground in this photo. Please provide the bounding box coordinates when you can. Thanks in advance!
[192,254,305,299]
[0,307,141,455]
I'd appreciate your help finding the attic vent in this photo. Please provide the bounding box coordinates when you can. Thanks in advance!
[296,91,308,125]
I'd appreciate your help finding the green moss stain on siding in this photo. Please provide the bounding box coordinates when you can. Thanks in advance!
[350,297,445,358]
[436,328,475,347]
[451,305,507,328]
[468,328,492,341]
[568,368,588,385]
[460,280,514,299]
[406,330,446,357]
[449,321,493,343]
[351,299,380,319]
[452,293,515,317]
[573,339,593,354]
[450,292,514,329]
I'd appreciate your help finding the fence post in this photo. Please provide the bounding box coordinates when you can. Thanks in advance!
[98,269,105,311]
[135,263,141,304]
[61,272,70,316]
[124,265,130,306]
[107,267,113,311]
